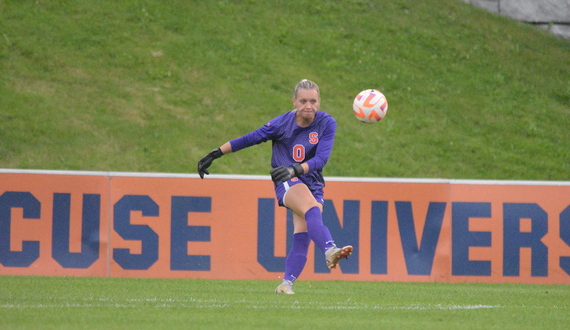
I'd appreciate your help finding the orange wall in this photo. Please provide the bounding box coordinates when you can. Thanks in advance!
[1,170,569,284]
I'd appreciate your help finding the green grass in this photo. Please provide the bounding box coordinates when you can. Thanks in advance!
[0,276,568,329]
[1,0,568,180]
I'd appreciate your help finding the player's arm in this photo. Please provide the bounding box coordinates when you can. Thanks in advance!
[198,115,280,179]
[219,142,232,154]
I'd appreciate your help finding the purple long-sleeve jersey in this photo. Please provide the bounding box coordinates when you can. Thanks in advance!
[229,110,337,191]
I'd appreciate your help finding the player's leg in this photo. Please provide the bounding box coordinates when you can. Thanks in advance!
[275,181,351,294]
[276,230,310,294]
[275,182,311,294]
[285,183,353,269]
[285,183,335,253]
[277,184,322,294]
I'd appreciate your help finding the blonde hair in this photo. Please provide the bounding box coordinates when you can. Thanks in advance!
[293,79,320,99]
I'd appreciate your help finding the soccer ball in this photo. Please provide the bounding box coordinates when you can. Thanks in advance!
[352,89,388,123]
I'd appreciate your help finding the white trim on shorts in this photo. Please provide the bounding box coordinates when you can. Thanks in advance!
[282,181,291,208]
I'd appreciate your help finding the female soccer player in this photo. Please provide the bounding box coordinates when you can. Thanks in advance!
[197,79,353,294]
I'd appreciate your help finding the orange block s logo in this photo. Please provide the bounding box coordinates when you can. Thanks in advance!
[309,132,319,144]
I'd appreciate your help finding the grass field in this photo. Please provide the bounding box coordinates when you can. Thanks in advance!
[1,276,569,329]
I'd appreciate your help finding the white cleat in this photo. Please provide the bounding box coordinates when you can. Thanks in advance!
[275,280,295,294]
[325,245,353,269]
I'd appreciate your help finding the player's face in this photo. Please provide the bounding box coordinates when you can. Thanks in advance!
[293,89,320,123]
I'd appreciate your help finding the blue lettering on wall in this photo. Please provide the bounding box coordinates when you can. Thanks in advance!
[503,203,548,277]
[396,201,446,275]
[257,198,295,272]
[370,201,388,274]
[560,205,570,275]
[452,202,492,276]
[0,192,41,267]
[257,198,285,272]
[52,193,100,268]
[170,196,211,271]
[113,195,159,270]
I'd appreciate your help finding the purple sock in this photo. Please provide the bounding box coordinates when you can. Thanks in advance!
[284,232,310,282]
[305,206,335,253]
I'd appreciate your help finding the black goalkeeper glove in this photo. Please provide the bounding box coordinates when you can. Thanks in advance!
[197,148,223,179]
[270,163,304,182]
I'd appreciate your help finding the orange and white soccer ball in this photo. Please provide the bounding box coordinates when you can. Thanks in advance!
[352,89,388,123]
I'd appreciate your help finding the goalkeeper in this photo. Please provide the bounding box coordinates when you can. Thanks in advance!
[197,79,353,294]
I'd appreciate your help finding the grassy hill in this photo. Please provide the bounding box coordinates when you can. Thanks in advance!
[1,0,569,180]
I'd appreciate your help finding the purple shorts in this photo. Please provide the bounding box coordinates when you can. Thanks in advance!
[274,177,324,207]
